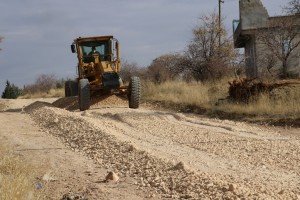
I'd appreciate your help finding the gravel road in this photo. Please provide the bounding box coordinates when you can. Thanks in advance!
[3,97,299,199]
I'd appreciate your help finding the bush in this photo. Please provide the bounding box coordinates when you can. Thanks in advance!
[23,74,57,94]
[1,80,22,99]
[119,60,146,83]
[22,74,68,95]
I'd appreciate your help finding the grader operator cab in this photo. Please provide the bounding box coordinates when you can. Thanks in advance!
[66,36,141,111]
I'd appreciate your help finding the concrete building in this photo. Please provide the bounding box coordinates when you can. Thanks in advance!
[233,0,300,78]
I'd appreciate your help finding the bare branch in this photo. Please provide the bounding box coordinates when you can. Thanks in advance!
[256,16,300,78]
[283,0,300,14]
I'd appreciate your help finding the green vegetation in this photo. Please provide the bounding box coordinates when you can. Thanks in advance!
[1,80,22,99]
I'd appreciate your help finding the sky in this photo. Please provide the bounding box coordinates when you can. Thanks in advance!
[0,0,289,93]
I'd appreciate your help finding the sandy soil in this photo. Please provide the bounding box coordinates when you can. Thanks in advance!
[0,97,299,199]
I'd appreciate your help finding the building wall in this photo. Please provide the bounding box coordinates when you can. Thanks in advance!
[255,27,300,78]
[287,38,300,77]
[255,36,281,78]
[237,0,300,78]
[240,0,269,30]
[244,36,257,77]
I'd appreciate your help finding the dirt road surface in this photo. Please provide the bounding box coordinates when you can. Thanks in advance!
[0,97,299,199]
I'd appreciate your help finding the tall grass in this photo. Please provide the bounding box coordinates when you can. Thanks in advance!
[223,88,300,118]
[142,81,300,119]
[142,80,228,108]
[0,145,41,200]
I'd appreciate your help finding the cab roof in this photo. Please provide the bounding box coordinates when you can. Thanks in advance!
[74,35,114,43]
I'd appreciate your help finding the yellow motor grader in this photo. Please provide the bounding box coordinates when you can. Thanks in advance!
[66,36,141,111]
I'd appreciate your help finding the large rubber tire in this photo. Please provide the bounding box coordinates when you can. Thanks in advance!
[78,79,90,111]
[65,81,71,97]
[128,76,141,109]
[65,81,78,97]
[70,81,78,96]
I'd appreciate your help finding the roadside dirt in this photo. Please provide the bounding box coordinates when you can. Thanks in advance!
[0,97,299,199]
[0,98,156,200]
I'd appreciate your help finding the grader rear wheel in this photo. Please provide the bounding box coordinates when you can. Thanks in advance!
[65,81,78,97]
[78,79,90,111]
[70,81,78,96]
[65,81,72,97]
[128,76,141,109]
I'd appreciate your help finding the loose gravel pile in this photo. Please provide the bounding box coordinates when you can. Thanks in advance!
[117,112,300,175]
[52,95,128,111]
[24,101,300,199]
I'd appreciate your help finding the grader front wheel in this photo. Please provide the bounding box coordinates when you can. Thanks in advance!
[128,76,141,109]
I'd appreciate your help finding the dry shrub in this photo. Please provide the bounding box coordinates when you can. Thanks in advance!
[119,60,146,83]
[227,78,299,103]
[23,74,57,94]
[225,79,300,118]
[22,74,66,98]
[19,88,64,99]
[0,102,6,111]
[0,145,41,200]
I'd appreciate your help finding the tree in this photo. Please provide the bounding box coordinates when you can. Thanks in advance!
[256,16,300,78]
[146,53,186,83]
[35,74,56,92]
[1,80,22,99]
[119,60,146,83]
[185,12,237,81]
[283,0,300,14]
[23,74,57,94]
